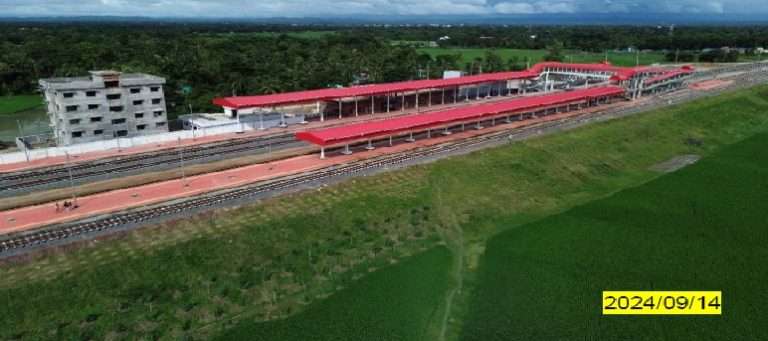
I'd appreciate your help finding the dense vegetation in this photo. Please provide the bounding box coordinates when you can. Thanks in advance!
[2,78,767,339]
[0,25,422,117]
[1,23,765,118]
[461,131,768,340]
[216,247,453,340]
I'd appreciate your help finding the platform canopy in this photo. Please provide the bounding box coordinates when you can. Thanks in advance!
[213,70,538,109]
[643,68,694,86]
[214,62,692,110]
[296,86,626,147]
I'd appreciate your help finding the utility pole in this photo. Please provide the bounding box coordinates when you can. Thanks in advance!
[178,137,187,187]
[65,152,76,205]
[16,120,29,162]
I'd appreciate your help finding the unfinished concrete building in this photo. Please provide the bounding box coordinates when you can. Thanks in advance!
[39,71,169,145]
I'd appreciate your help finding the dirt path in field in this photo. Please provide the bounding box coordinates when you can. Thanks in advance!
[650,154,701,173]
[434,188,465,341]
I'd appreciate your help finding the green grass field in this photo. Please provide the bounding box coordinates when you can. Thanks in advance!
[216,247,453,340]
[2,85,768,340]
[460,132,768,340]
[417,48,667,67]
[0,95,42,116]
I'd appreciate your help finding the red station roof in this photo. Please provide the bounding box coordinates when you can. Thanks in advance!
[213,70,538,109]
[214,62,692,109]
[643,68,695,86]
[296,86,626,146]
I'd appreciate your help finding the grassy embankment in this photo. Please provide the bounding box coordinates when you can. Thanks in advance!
[1,84,768,340]
[461,131,768,340]
[216,247,453,341]
[0,95,42,116]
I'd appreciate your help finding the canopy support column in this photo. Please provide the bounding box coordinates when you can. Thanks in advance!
[389,136,393,146]
[371,96,375,115]
[428,90,432,107]
[386,94,390,113]
[317,101,323,122]
[338,101,343,119]
[320,147,325,159]
[406,132,415,142]
[365,139,375,150]
[441,88,445,105]
[355,98,359,117]
[401,93,406,113]
[342,144,352,155]
[415,90,420,112]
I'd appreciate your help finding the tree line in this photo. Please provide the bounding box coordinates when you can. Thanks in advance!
[0,24,422,117]
[2,23,765,117]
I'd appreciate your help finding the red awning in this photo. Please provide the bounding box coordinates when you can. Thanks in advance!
[296,86,626,146]
[643,69,694,85]
[213,70,538,109]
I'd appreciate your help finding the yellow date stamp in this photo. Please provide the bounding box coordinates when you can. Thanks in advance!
[603,291,722,315]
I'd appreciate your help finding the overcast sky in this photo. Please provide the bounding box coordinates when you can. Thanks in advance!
[0,0,761,18]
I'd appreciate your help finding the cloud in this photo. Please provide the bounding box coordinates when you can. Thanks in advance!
[494,2,536,14]
[0,0,756,17]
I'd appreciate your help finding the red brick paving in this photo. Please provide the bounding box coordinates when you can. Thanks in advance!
[690,79,733,91]
[0,100,627,236]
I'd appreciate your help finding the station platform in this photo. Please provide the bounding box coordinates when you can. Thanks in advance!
[0,93,533,174]
[0,99,626,236]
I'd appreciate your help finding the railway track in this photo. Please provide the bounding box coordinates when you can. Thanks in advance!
[0,133,300,195]
[0,111,628,255]
[2,63,767,256]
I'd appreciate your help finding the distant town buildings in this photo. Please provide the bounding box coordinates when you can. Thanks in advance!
[39,71,168,145]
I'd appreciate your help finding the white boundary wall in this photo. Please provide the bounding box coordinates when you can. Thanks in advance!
[1,120,267,165]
